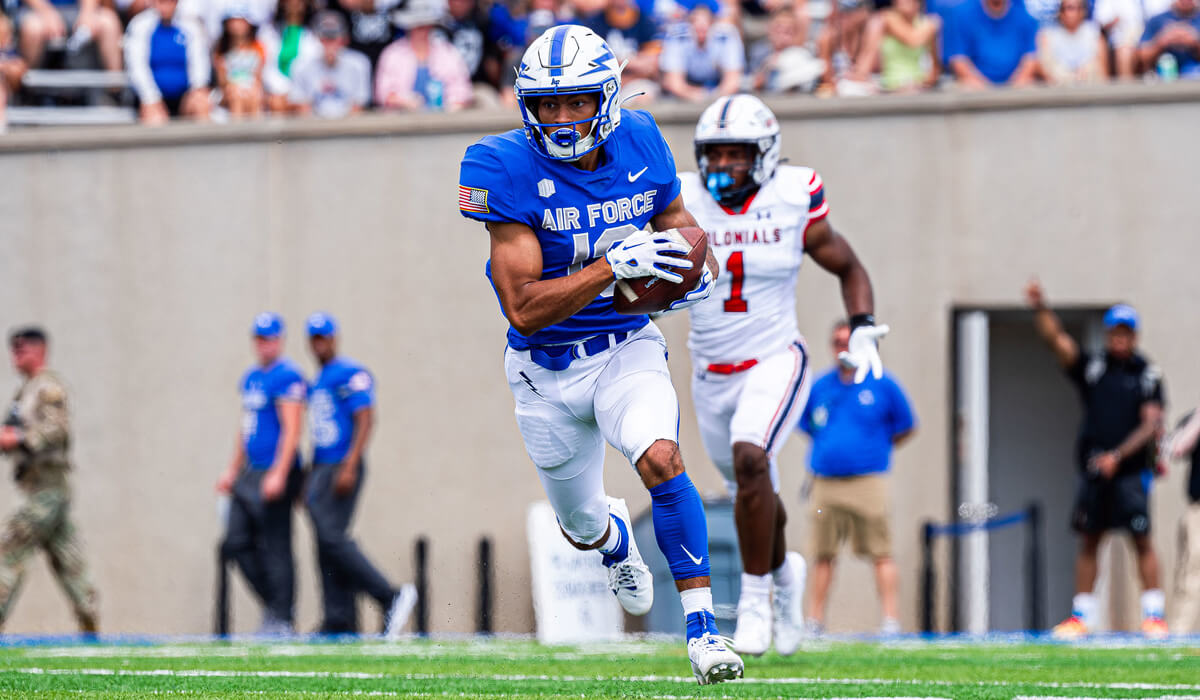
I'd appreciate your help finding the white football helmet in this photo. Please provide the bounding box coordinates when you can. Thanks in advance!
[515,25,624,162]
[694,94,781,206]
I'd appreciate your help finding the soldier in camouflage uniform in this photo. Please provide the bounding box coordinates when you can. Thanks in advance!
[0,327,98,633]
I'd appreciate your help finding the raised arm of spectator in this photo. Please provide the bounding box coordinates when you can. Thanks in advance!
[1024,278,1079,368]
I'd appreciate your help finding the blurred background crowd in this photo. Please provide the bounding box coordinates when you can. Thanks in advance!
[0,0,1197,126]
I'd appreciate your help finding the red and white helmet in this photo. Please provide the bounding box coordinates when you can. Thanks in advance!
[694,94,781,203]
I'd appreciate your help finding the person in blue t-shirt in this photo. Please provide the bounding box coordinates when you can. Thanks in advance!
[797,320,916,636]
[457,25,743,685]
[943,0,1040,86]
[1139,0,1200,78]
[216,312,306,635]
[124,0,212,124]
[303,313,417,637]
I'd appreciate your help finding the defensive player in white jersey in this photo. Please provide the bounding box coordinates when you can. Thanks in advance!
[458,26,743,684]
[680,94,888,656]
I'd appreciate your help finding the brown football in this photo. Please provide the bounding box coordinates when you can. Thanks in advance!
[613,226,715,315]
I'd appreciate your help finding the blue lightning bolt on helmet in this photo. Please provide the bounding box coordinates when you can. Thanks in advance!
[515,25,625,162]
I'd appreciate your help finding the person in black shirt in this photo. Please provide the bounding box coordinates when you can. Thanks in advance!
[1026,280,1167,640]
[1168,409,1200,634]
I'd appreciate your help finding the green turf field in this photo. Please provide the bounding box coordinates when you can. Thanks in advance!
[0,636,1196,699]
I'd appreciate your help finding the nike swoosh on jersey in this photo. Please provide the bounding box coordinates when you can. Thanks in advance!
[681,545,704,566]
[627,166,649,182]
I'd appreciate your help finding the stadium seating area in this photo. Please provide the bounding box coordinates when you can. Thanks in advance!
[1,0,1197,129]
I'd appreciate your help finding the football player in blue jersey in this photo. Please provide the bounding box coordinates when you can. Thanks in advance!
[458,25,742,685]
[303,313,418,638]
[216,312,306,635]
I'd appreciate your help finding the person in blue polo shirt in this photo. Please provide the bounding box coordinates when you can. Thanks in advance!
[797,320,916,636]
[943,0,1040,87]
[216,312,306,636]
[304,313,417,637]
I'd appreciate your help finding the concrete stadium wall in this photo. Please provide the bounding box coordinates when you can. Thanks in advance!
[1,84,1198,636]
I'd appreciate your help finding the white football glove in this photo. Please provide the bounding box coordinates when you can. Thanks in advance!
[665,263,715,312]
[605,229,693,284]
[838,322,890,384]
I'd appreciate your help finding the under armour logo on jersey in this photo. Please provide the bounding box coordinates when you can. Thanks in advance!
[858,390,875,406]
[538,179,556,198]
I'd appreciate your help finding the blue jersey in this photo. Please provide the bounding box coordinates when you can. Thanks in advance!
[240,359,307,469]
[308,357,375,465]
[458,109,682,349]
[798,369,916,478]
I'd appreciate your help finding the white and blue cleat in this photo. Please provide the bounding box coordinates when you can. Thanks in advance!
[603,497,653,616]
[687,612,744,685]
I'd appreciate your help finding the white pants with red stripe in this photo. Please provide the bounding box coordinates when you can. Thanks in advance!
[691,339,811,495]
[503,322,680,546]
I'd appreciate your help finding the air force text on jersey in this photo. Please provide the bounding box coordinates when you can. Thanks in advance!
[541,190,660,232]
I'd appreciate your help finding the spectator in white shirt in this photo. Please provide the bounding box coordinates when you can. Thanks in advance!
[288,11,372,117]
[1037,0,1107,83]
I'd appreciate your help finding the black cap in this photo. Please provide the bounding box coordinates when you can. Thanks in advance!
[8,326,48,347]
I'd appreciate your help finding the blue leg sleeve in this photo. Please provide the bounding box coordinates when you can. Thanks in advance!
[650,471,710,580]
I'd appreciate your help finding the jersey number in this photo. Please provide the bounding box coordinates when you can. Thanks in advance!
[567,223,640,299]
[723,251,748,313]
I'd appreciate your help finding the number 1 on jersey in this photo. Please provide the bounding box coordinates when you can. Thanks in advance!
[723,251,748,313]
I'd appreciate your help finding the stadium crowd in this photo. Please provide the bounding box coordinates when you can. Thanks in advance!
[0,0,1198,126]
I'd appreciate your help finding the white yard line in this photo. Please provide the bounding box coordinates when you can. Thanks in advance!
[18,641,659,660]
[1014,696,1200,700]
[7,667,1200,693]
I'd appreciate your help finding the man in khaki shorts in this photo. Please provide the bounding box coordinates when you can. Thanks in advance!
[798,320,915,635]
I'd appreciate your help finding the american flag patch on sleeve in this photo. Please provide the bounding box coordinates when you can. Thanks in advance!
[458,185,490,214]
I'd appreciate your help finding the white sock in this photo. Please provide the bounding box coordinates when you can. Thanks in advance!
[1141,589,1165,619]
[596,515,621,555]
[680,587,714,616]
[741,573,772,603]
[1072,592,1098,627]
[772,559,794,589]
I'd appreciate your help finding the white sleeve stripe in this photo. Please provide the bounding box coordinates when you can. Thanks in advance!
[807,201,829,219]
[807,174,823,194]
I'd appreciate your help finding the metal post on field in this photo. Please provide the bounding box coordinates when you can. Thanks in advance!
[920,521,935,634]
[415,536,429,637]
[214,546,229,637]
[477,537,493,635]
[1026,502,1044,632]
